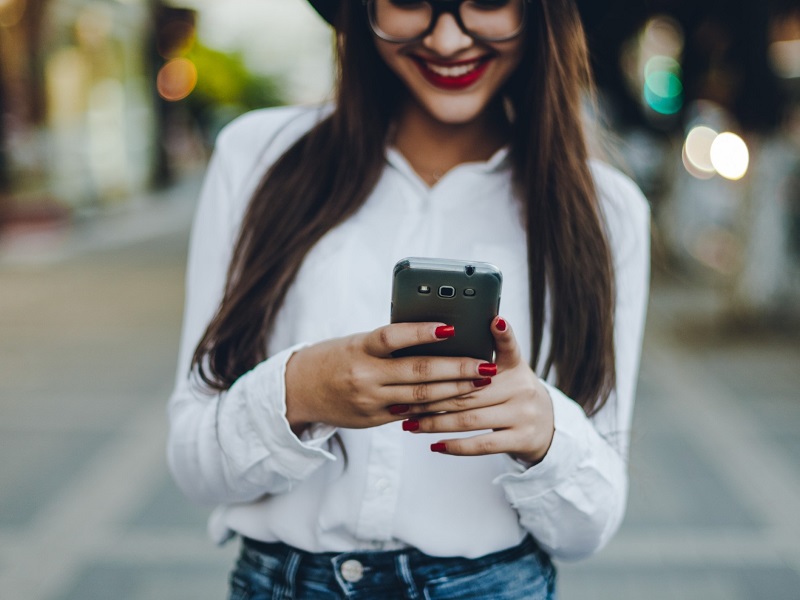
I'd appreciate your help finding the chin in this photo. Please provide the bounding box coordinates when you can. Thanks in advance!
[419,97,492,126]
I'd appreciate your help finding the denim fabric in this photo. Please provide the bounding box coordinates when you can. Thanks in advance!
[228,536,556,600]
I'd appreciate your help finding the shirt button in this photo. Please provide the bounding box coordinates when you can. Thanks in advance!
[340,559,364,583]
[375,478,390,493]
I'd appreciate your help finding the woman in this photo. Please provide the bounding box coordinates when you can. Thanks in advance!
[168,0,650,597]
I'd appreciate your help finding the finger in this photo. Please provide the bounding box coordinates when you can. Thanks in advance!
[406,405,508,434]
[491,316,522,370]
[429,430,519,457]
[363,322,454,357]
[381,378,487,407]
[403,380,500,415]
[387,355,496,384]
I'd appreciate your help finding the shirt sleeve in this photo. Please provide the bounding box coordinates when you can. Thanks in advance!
[166,117,337,507]
[494,167,651,561]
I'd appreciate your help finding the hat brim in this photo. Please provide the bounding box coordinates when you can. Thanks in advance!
[308,0,337,25]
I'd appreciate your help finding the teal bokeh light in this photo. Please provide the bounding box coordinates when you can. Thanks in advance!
[643,56,683,115]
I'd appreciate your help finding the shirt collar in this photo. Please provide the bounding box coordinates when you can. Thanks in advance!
[385,145,511,183]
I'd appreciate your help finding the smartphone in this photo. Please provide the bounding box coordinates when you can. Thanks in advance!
[390,257,502,362]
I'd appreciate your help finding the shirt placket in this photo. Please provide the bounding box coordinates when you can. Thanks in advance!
[354,164,439,548]
[354,425,404,546]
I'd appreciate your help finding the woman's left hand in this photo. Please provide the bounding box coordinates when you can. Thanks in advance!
[398,317,555,465]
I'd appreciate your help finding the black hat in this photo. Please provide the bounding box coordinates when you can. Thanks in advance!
[307,0,337,24]
[306,0,609,28]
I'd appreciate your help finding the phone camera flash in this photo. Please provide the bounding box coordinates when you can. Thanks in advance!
[418,285,431,294]
[464,288,476,297]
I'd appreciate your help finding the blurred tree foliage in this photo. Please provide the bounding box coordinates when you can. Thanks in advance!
[183,42,285,143]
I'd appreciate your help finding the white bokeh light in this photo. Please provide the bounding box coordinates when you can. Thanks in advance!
[710,132,749,181]
[682,125,718,179]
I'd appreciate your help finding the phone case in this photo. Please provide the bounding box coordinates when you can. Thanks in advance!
[390,257,502,362]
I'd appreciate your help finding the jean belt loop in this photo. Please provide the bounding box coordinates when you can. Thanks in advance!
[395,551,421,600]
[276,548,301,600]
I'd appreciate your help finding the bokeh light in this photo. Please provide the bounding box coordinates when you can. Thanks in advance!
[629,17,685,119]
[768,39,800,79]
[157,58,198,102]
[682,126,718,179]
[710,132,749,181]
[643,56,683,115]
[642,15,685,58]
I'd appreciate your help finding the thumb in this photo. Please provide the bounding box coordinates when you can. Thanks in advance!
[492,316,522,370]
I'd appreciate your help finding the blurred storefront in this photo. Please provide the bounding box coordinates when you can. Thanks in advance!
[0,0,161,229]
[2,0,798,322]
[0,0,309,240]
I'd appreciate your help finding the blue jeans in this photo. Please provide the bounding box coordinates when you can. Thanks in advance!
[228,535,556,599]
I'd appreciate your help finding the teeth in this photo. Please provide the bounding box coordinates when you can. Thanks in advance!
[425,61,480,78]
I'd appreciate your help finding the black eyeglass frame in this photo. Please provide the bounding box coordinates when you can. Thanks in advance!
[363,0,530,44]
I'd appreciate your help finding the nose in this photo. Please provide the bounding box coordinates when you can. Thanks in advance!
[423,12,473,56]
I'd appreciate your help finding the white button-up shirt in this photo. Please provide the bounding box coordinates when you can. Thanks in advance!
[167,105,650,560]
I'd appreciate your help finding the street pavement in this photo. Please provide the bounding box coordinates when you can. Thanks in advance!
[1,183,799,599]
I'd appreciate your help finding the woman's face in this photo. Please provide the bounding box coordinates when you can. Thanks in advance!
[373,9,525,126]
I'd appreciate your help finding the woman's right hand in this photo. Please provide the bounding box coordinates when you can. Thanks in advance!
[284,323,495,432]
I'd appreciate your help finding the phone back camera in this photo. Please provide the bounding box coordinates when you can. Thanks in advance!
[438,286,456,298]
[465,265,476,276]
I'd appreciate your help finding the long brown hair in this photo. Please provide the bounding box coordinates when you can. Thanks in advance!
[193,0,615,416]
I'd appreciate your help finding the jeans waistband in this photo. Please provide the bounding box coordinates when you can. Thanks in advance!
[241,535,540,579]
[236,534,556,600]
[236,535,556,599]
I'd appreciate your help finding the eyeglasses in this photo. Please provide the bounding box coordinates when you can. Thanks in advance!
[364,0,529,44]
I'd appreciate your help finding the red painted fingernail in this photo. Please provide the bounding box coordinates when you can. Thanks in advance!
[496,317,507,332]
[478,363,497,377]
[389,404,410,415]
[402,419,420,432]
[473,377,492,388]
[435,325,455,339]
[431,442,448,453]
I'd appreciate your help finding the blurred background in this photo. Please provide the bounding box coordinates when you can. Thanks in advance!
[0,0,798,598]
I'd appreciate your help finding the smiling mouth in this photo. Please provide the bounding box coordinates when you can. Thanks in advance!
[411,56,492,90]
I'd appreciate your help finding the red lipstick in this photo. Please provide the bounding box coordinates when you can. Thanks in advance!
[411,56,491,91]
